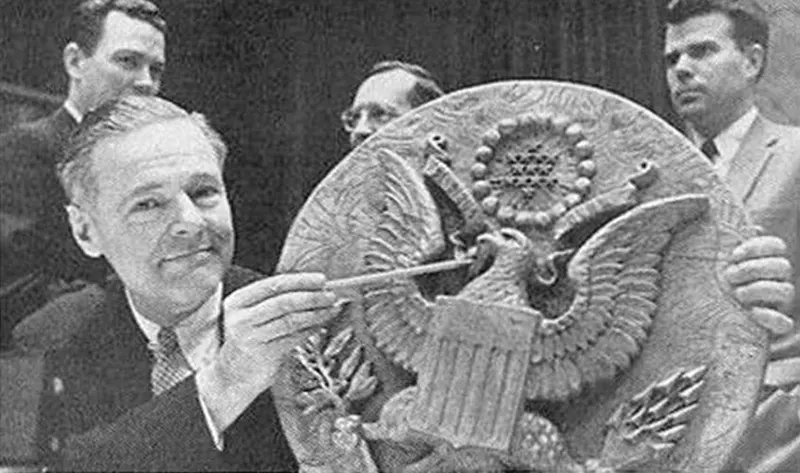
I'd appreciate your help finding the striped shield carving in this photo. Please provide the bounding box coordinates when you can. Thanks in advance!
[408,296,540,451]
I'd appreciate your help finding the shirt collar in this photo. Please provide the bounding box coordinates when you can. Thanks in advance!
[126,285,223,370]
[62,100,83,124]
[689,106,758,163]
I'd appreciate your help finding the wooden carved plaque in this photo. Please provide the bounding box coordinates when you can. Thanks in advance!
[272,81,767,473]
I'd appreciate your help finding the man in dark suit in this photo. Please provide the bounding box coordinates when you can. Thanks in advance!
[0,0,167,347]
[13,95,339,471]
[341,60,444,149]
[664,1,800,470]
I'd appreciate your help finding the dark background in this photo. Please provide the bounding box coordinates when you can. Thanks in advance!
[0,0,711,272]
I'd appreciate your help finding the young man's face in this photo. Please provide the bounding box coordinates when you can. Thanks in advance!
[73,10,166,111]
[70,119,233,324]
[664,12,761,131]
[343,69,417,149]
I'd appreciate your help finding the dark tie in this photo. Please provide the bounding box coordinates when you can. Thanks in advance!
[701,139,719,162]
[151,326,193,396]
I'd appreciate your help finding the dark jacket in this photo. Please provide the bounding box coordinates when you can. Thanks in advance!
[14,266,298,472]
[0,107,108,348]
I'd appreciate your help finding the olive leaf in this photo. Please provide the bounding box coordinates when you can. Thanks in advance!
[339,345,363,380]
[296,388,338,416]
[306,329,326,352]
[323,326,354,358]
[345,361,377,402]
[294,350,317,375]
[295,391,317,408]
[346,375,377,403]
[293,344,312,359]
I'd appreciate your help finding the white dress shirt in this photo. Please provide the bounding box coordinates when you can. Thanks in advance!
[62,100,83,124]
[689,106,758,178]
[127,285,225,449]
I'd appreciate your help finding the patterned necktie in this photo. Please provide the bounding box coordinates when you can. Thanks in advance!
[701,139,719,162]
[151,326,193,396]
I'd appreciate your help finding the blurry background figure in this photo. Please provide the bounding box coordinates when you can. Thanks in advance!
[341,60,443,149]
[0,0,166,349]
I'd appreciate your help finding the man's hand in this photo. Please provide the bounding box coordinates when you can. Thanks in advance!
[197,272,338,432]
[724,236,795,336]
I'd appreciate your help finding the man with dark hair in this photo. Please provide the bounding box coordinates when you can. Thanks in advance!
[14,94,338,470]
[341,60,444,149]
[664,1,800,470]
[0,0,167,348]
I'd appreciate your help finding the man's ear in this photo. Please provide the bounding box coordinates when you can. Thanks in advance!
[743,43,766,83]
[66,204,102,258]
[63,42,86,81]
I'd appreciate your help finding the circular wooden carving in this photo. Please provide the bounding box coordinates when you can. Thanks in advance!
[274,81,767,473]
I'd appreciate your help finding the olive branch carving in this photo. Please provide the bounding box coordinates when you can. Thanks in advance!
[293,327,378,415]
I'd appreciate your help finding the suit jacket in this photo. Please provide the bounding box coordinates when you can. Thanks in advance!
[722,113,800,356]
[721,114,800,473]
[21,266,297,472]
[0,107,108,348]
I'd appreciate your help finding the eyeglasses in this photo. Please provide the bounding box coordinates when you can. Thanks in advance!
[340,104,400,133]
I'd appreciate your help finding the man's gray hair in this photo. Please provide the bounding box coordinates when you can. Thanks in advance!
[59,95,227,204]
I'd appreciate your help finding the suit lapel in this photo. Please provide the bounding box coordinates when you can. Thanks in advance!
[725,115,778,205]
[91,267,261,413]
[89,279,153,417]
[92,268,259,391]
[56,268,296,470]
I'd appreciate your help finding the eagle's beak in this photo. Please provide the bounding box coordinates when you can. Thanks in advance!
[468,233,500,278]
[476,232,500,247]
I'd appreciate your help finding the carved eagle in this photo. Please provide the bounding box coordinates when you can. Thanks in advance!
[363,148,709,403]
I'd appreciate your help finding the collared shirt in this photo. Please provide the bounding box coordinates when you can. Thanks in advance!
[126,285,225,449]
[689,106,758,178]
[62,100,83,124]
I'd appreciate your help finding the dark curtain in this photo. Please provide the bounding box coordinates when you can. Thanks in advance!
[0,0,674,273]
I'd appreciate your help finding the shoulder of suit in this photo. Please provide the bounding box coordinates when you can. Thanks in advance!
[13,267,265,352]
[757,115,800,164]
[0,110,66,161]
[12,280,118,354]
[759,116,800,139]
[0,117,49,147]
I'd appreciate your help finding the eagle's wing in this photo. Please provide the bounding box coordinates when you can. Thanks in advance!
[526,194,709,402]
[363,149,444,373]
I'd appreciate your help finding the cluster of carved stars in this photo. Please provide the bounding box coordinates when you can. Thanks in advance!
[490,144,561,200]
[469,112,597,231]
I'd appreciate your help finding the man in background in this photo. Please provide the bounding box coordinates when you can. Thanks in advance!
[664,0,800,470]
[341,60,444,149]
[0,0,167,347]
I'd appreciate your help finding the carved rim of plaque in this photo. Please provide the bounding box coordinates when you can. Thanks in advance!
[273,80,767,473]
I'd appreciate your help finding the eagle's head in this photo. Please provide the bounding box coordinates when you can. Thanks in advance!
[469,228,534,280]
[469,227,574,288]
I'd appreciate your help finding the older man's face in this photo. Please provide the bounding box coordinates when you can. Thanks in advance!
[74,10,166,111]
[664,12,759,128]
[343,69,417,149]
[72,119,233,324]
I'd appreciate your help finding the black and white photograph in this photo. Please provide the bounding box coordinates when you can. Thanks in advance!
[1,1,798,471]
